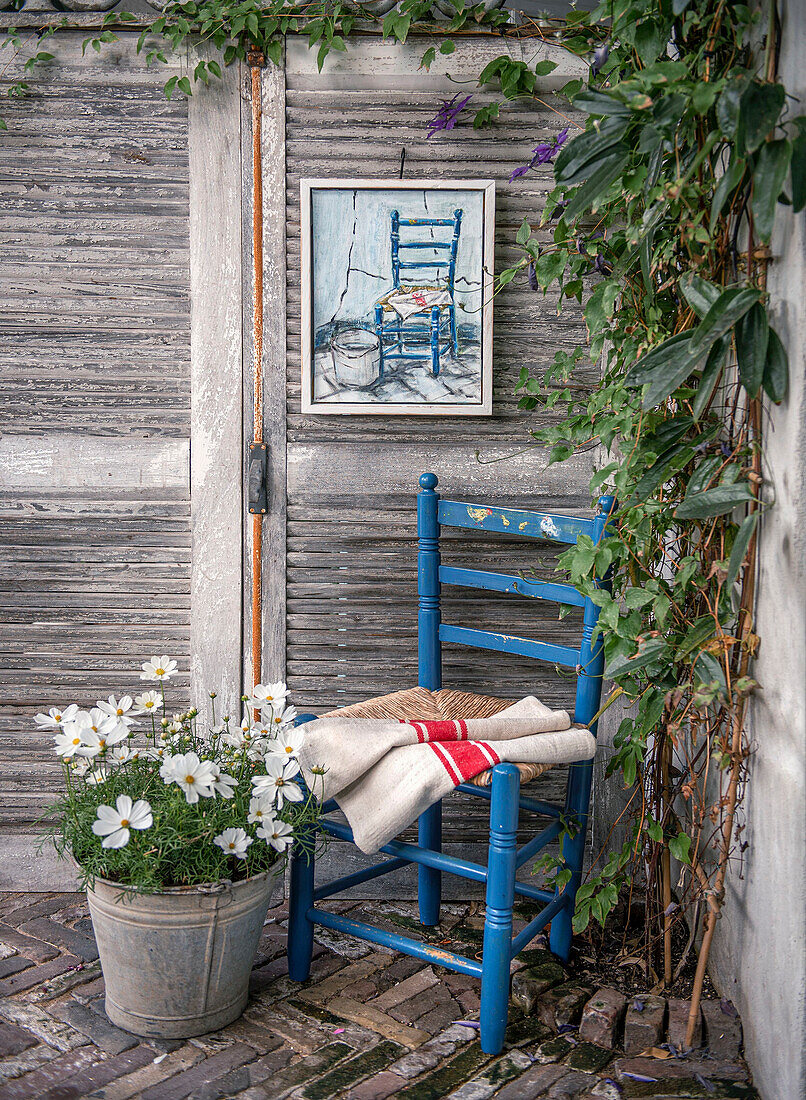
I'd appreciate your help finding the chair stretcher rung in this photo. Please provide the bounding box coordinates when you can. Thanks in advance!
[515,821,563,869]
[513,881,555,904]
[510,893,570,957]
[310,908,482,978]
[320,816,488,883]
[313,857,409,901]
[439,624,580,668]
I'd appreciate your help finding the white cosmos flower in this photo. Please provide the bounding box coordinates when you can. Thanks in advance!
[80,715,129,758]
[251,756,303,808]
[111,744,132,765]
[210,766,237,799]
[96,696,138,727]
[267,727,305,760]
[250,681,290,711]
[247,793,275,826]
[92,795,152,849]
[35,704,79,730]
[54,727,88,759]
[133,691,163,716]
[213,827,252,859]
[140,655,178,682]
[257,817,294,852]
[161,751,217,804]
[270,705,298,730]
[222,725,247,750]
[70,757,90,777]
[86,767,110,786]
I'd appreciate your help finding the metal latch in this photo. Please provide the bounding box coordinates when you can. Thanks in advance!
[248,442,268,514]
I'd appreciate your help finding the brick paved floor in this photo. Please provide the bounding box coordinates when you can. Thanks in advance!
[0,893,757,1100]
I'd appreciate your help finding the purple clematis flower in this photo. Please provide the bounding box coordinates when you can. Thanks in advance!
[591,42,610,77]
[426,93,473,138]
[509,127,570,183]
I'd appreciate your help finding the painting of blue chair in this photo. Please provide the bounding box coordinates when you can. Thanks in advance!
[373,209,462,378]
[288,473,615,1054]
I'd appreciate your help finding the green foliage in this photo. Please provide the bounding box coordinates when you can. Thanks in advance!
[504,0,795,958]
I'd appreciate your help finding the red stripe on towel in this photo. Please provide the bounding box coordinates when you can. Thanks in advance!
[428,741,501,784]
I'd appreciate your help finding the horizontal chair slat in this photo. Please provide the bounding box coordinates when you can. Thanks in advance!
[397,241,452,249]
[439,624,580,668]
[438,500,595,544]
[439,566,585,608]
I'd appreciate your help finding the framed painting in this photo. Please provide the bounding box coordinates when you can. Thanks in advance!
[300,179,495,416]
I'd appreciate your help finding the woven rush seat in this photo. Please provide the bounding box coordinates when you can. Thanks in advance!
[324,686,554,787]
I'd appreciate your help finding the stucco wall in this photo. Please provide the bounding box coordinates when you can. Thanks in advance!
[706,4,806,1098]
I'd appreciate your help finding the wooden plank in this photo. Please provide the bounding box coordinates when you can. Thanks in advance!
[188,60,244,714]
[261,58,289,683]
[0,435,188,490]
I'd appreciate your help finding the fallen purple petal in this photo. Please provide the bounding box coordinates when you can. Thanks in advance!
[720,998,739,1017]
[632,998,645,1012]
[332,1027,345,1034]
[664,901,679,916]
[456,1020,481,1029]
[528,262,539,291]
[603,1079,624,1094]
[621,1072,658,1083]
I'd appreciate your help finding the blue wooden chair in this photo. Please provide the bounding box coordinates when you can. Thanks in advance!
[373,210,462,378]
[288,473,614,1054]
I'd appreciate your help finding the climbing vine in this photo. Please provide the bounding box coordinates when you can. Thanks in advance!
[2,0,802,1032]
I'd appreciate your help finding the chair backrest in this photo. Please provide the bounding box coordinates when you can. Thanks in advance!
[391,209,463,295]
[416,472,615,733]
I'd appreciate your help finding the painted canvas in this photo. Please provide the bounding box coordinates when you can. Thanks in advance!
[301,179,494,415]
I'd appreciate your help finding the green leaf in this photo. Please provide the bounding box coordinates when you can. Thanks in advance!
[693,337,729,420]
[739,80,785,152]
[625,332,703,408]
[716,74,750,139]
[439,39,455,55]
[690,287,760,356]
[534,59,557,77]
[606,637,668,680]
[420,46,436,70]
[177,76,192,97]
[555,118,629,186]
[676,616,717,660]
[791,132,806,213]
[752,139,792,243]
[669,832,692,864]
[762,326,788,403]
[572,90,630,117]
[726,512,758,589]
[735,302,769,397]
[709,156,745,234]
[163,75,178,100]
[679,274,721,319]
[516,218,531,246]
[675,483,755,520]
[647,818,663,842]
[564,154,625,221]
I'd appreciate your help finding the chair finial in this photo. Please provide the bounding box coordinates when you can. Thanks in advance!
[419,472,438,490]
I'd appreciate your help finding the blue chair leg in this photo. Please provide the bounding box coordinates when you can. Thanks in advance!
[287,836,315,981]
[430,306,440,376]
[549,759,593,962]
[418,800,442,926]
[450,304,458,355]
[480,763,520,1055]
[375,304,385,379]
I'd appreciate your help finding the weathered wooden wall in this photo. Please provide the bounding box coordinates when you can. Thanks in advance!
[276,38,593,892]
[0,27,596,894]
[0,35,192,844]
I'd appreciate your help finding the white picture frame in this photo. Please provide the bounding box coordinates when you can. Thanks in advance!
[300,178,495,416]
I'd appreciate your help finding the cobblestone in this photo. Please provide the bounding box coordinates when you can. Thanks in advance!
[0,893,757,1100]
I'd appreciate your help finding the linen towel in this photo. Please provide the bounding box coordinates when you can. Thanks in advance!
[298,696,595,854]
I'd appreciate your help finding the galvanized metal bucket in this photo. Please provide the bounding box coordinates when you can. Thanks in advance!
[87,870,282,1037]
[331,328,380,389]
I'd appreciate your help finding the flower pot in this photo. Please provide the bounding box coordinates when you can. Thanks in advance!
[86,871,281,1037]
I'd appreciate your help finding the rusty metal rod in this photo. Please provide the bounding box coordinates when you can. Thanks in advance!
[250,57,264,693]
